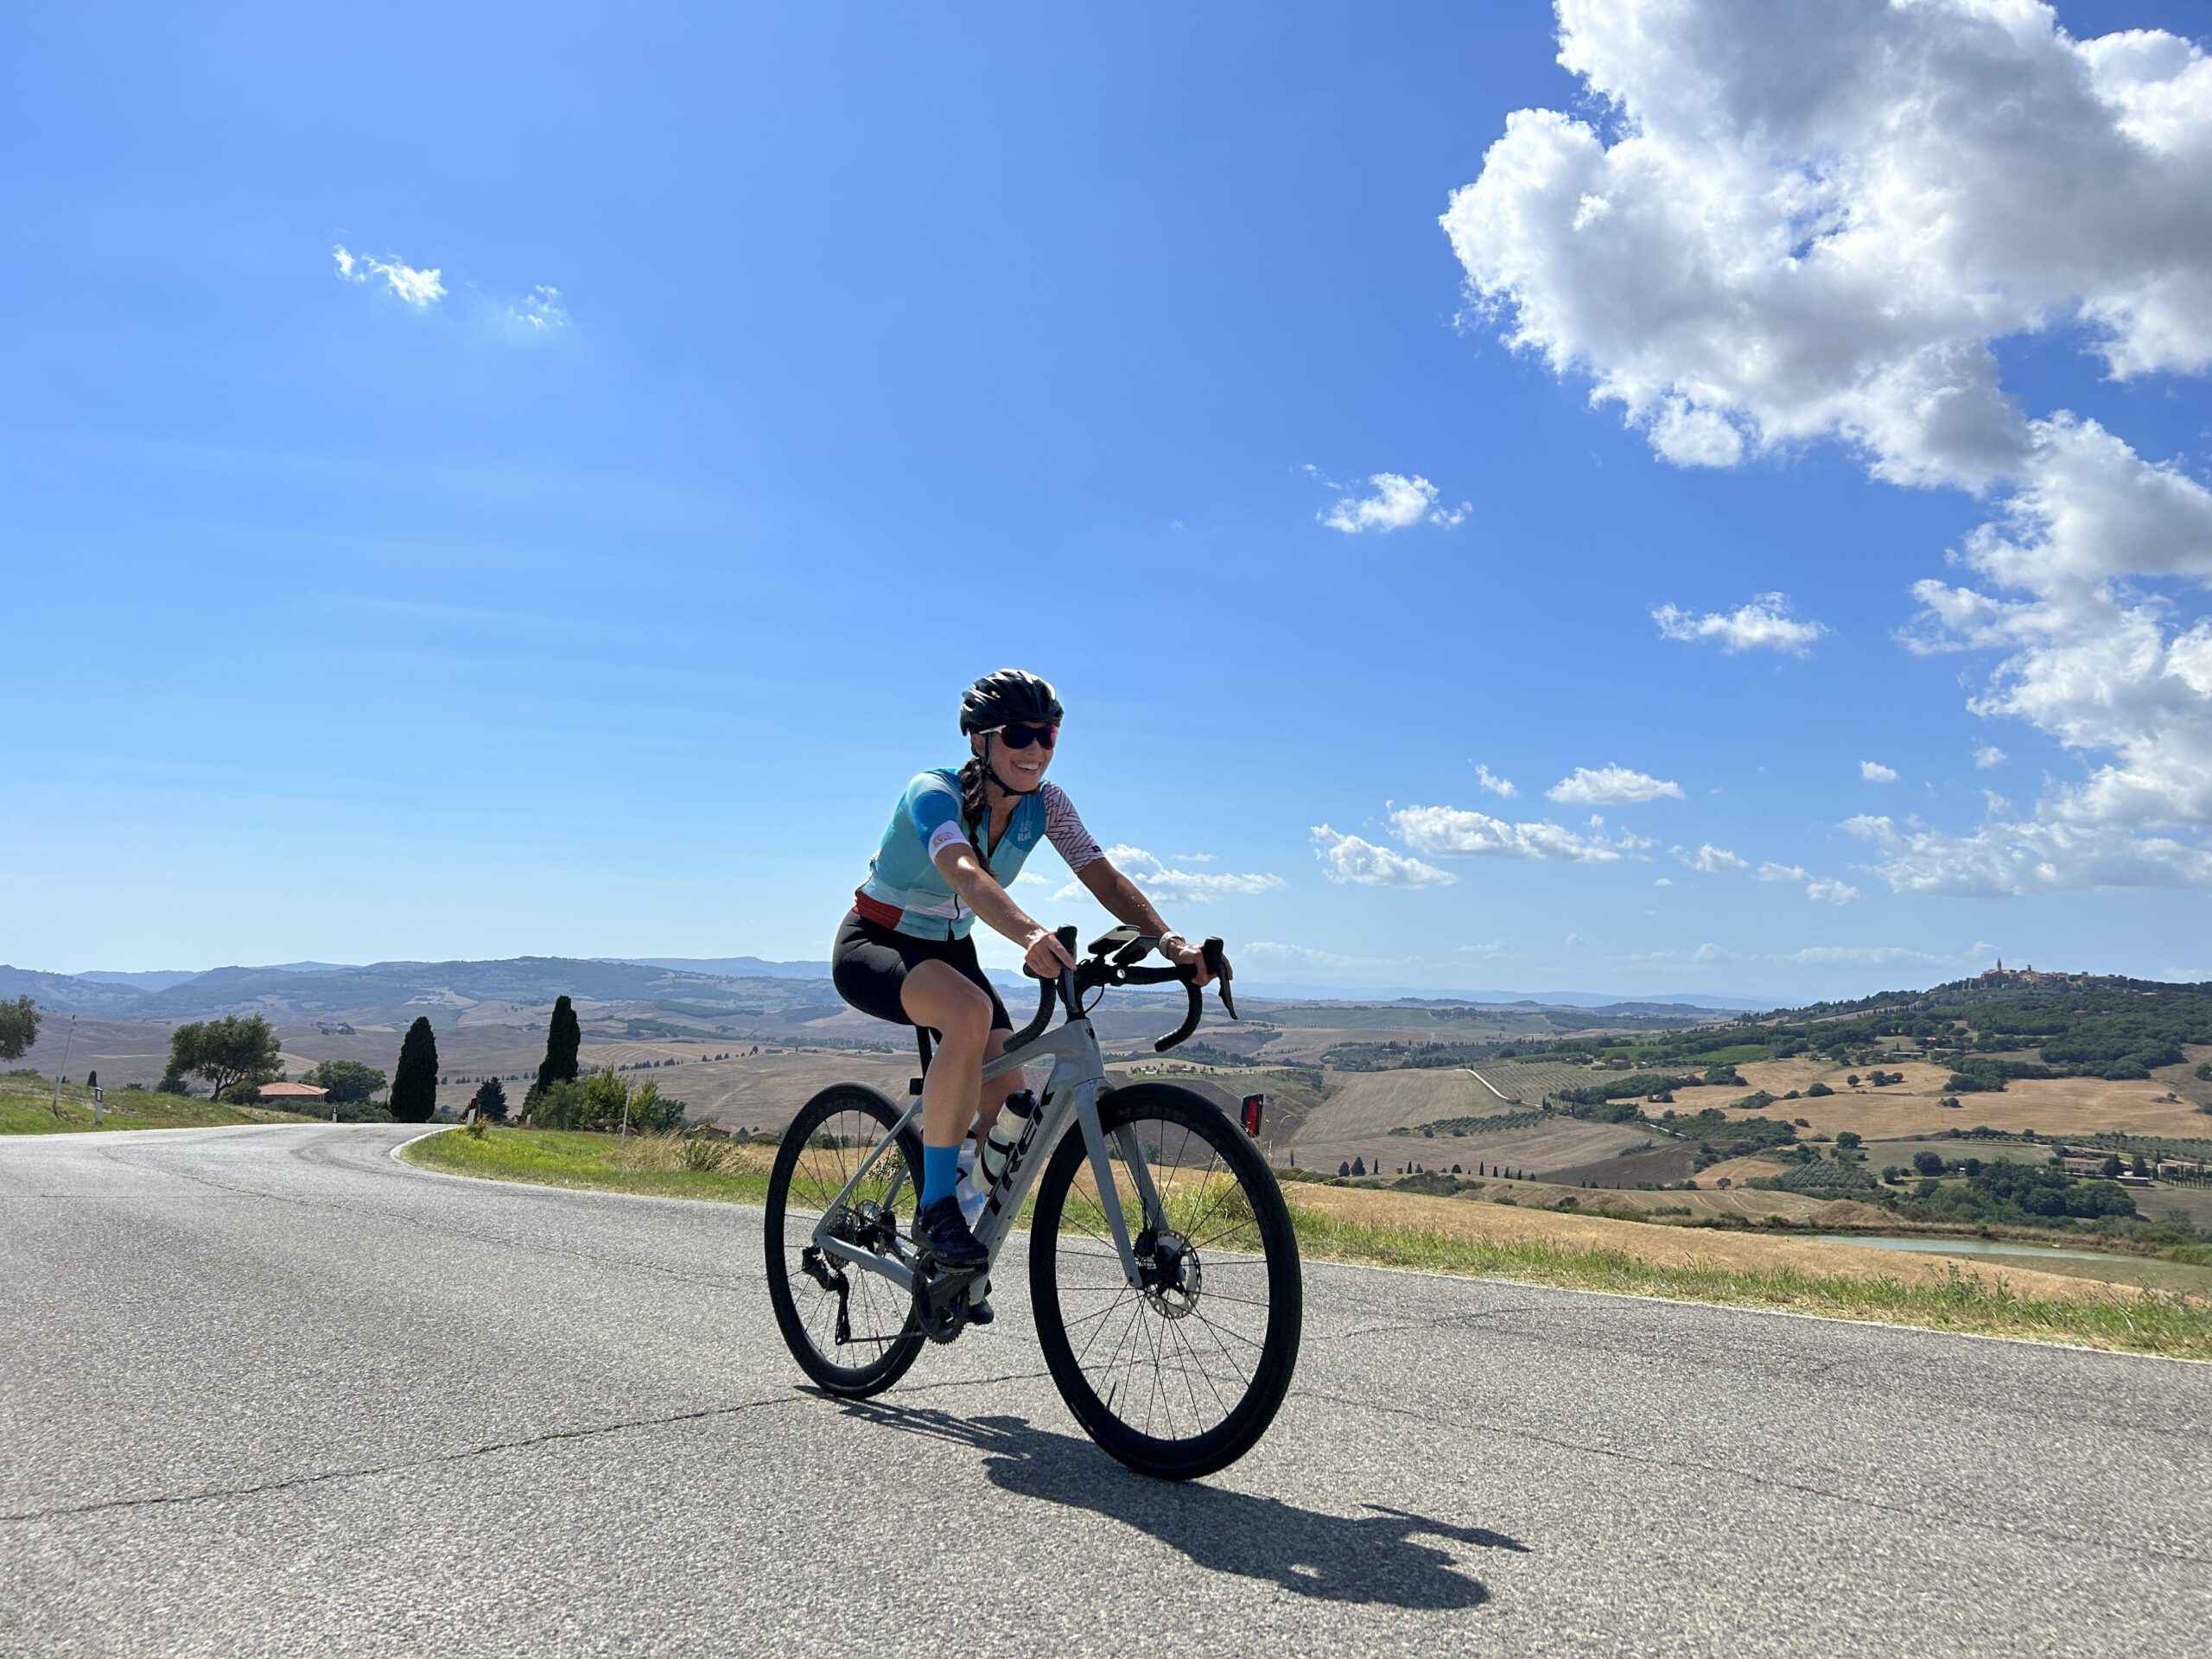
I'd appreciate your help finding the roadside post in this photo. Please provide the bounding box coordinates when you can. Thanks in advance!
[92,1085,103,1127]
[48,1014,77,1119]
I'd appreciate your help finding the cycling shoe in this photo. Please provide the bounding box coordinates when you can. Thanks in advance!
[912,1194,988,1277]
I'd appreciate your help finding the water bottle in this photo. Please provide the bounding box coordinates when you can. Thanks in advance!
[977,1090,1039,1193]
[955,1139,986,1227]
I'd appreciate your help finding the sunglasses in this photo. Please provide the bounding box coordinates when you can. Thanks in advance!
[992,722,1058,751]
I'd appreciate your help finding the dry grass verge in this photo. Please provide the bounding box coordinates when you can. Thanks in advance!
[405,1128,2212,1360]
[1286,1183,2212,1359]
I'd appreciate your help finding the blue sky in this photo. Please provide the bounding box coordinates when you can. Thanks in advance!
[5,1,2211,1000]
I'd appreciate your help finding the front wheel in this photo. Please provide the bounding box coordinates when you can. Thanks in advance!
[1029,1083,1301,1480]
[764,1083,925,1397]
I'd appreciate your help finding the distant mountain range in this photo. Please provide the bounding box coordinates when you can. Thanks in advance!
[1227,980,1770,1010]
[602,956,832,980]
[0,955,1768,1020]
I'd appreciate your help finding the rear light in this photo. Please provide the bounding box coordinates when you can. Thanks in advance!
[1240,1094,1264,1137]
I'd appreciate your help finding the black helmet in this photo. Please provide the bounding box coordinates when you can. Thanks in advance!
[959,668,1063,735]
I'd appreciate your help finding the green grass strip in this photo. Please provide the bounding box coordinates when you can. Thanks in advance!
[0,1077,311,1136]
[408,1125,777,1205]
[404,1128,2212,1361]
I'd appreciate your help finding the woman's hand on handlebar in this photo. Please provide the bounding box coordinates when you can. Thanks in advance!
[1160,931,1215,988]
[1022,925,1079,979]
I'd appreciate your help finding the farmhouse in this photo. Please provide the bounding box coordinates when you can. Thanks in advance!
[257,1082,328,1105]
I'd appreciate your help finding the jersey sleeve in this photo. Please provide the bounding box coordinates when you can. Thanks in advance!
[905,772,972,861]
[1041,783,1104,873]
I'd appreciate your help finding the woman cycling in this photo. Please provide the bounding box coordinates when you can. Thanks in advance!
[830,668,1218,1293]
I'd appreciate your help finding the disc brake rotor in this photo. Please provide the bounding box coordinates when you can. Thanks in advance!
[1141,1231,1202,1319]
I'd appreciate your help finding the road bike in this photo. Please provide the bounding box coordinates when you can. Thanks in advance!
[763,926,1302,1479]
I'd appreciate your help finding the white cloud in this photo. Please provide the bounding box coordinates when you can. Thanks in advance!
[1747,856,1859,905]
[1842,810,2212,896]
[1445,0,2212,894]
[1390,803,1647,864]
[1244,941,1406,970]
[333,244,445,308]
[1690,942,1731,963]
[1309,825,1457,887]
[1056,845,1282,905]
[1653,593,1827,657]
[1805,875,1860,906]
[1974,745,2007,769]
[1649,397,1744,468]
[1319,472,1468,533]
[1860,760,1899,785]
[1663,849,1734,875]
[1564,932,1585,945]
[1779,944,1951,967]
[1475,764,1517,798]
[1676,842,1748,874]
[1548,765,1683,805]
[1653,875,1673,887]
[1452,940,1508,957]
[508,284,570,332]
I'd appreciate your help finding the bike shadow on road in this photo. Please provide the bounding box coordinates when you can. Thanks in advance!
[824,1397,1527,1608]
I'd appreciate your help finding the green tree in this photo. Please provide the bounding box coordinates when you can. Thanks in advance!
[626,1080,686,1134]
[0,995,41,1062]
[166,1015,282,1103]
[389,1017,440,1123]
[1834,1130,1863,1151]
[85,1069,98,1089]
[530,995,582,1105]
[1913,1150,1945,1176]
[472,1076,509,1122]
[302,1059,385,1104]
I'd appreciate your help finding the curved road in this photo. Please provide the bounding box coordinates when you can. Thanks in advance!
[3,1124,2206,1656]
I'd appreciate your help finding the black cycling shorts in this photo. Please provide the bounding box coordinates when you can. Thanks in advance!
[831,909,1012,1033]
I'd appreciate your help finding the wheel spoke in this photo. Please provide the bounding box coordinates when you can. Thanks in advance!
[1040,1092,1298,1460]
[769,1095,919,1389]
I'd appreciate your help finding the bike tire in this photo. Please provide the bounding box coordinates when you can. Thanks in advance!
[764,1083,926,1398]
[1029,1083,1301,1480]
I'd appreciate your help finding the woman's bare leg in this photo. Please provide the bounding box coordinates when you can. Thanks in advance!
[899,961,991,1152]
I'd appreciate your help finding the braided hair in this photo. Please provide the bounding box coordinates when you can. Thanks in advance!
[958,742,995,875]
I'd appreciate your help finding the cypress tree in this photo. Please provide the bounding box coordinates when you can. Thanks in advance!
[390,1017,440,1123]
[531,995,582,1104]
[474,1076,509,1122]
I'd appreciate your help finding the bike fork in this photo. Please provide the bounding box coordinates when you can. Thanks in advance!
[1075,1092,1164,1292]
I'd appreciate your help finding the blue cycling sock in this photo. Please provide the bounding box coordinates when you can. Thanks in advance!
[921,1143,961,1211]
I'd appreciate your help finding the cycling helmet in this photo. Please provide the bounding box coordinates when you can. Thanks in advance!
[958,669,1063,735]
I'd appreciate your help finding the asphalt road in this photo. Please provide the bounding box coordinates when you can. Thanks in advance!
[3,1124,2207,1658]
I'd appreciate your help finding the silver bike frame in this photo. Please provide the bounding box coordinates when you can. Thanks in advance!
[808,1004,1163,1295]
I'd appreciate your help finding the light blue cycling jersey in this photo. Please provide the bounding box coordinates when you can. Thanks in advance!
[854,767,1103,940]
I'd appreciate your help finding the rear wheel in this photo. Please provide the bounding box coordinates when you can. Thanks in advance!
[764,1084,925,1397]
[1029,1084,1301,1480]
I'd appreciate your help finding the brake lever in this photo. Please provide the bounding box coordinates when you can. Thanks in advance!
[1201,937,1236,1020]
